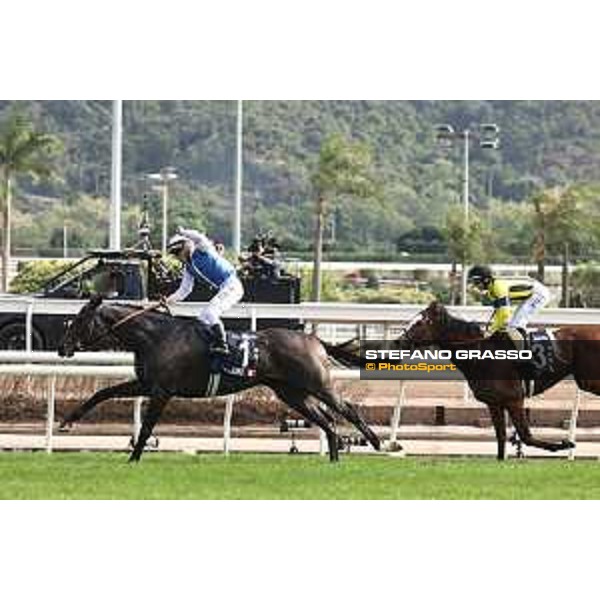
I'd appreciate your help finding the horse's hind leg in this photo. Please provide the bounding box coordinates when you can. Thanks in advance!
[129,394,170,463]
[271,384,340,462]
[313,387,381,451]
[487,405,507,461]
[506,401,574,454]
[59,380,146,431]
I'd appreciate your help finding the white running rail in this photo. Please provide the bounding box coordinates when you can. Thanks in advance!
[0,351,365,456]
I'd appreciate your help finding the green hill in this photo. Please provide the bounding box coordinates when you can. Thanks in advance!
[2,100,600,260]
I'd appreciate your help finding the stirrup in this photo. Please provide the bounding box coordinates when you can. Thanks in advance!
[211,342,229,356]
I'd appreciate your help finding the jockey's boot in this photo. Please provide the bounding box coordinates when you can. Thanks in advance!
[210,323,229,356]
[507,327,533,396]
[506,327,526,352]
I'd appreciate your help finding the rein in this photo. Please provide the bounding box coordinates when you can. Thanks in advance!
[85,302,169,349]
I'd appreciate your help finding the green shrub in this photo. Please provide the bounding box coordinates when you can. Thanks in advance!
[571,262,600,307]
[9,260,71,294]
[299,266,440,304]
[299,268,346,302]
[342,286,436,304]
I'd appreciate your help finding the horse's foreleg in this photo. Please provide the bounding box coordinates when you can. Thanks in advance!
[506,401,574,454]
[59,380,146,431]
[487,405,507,461]
[128,395,170,463]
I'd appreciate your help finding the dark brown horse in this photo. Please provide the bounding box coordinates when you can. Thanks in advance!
[58,296,381,462]
[402,301,600,460]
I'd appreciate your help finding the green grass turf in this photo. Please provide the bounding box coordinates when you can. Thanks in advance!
[1,452,600,499]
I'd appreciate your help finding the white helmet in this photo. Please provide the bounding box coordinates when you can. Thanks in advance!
[166,234,188,255]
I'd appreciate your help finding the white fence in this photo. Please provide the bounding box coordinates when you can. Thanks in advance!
[0,297,595,458]
[3,295,600,324]
[0,350,364,456]
[3,295,600,353]
[0,349,584,460]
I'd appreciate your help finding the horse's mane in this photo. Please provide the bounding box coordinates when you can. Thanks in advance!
[436,304,483,337]
[104,302,178,323]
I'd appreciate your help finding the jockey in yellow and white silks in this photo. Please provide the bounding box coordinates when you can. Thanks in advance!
[467,265,551,339]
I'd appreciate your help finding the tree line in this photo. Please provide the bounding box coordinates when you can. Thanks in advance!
[2,100,600,295]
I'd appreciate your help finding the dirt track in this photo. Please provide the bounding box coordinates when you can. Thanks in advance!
[1,376,598,428]
[1,375,598,457]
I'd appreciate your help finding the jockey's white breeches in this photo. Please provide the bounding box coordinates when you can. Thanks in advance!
[198,276,244,327]
[508,282,551,329]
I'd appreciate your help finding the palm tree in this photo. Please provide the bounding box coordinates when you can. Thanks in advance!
[0,111,61,291]
[530,185,595,284]
[310,134,378,301]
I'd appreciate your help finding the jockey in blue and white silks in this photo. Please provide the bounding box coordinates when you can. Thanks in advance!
[165,227,244,354]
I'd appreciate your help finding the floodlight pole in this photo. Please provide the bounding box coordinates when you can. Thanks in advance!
[461,130,470,306]
[109,100,123,250]
[147,168,178,254]
[436,123,499,306]
[233,100,243,257]
[162,181,169,255]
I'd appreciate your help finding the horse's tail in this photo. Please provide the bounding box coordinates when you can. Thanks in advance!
[319,337,362,368]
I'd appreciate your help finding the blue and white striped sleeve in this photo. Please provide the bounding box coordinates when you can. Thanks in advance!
[167,268,195,303]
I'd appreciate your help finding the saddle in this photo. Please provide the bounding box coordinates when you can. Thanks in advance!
[528,328,563,376]
[209,330,259,378]
[507,328,559,397]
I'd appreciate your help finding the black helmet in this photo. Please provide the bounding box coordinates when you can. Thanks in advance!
[467,265,492,284]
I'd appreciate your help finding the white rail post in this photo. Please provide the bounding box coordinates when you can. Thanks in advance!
[25,299,34,353]
[24,299,35,394]
[388,381,406,451]
[132,398,142,445]
[383,322,390,343]
[319,427,327,456]
[568,387,582,461]
[220,305,253,456]
[319,371,327,456]
[46,375,57,454]
[463,381,470,403]
[223,395,235,455]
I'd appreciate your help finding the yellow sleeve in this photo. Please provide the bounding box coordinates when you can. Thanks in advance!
[488,279,511,333]
[489,306,511,333]
[489,279,509,299]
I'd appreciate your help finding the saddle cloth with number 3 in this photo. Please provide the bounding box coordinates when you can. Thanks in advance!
[528,329,558,376]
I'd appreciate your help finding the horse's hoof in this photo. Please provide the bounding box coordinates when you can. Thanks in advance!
[58,422,71,433]
[385,441,403,453]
